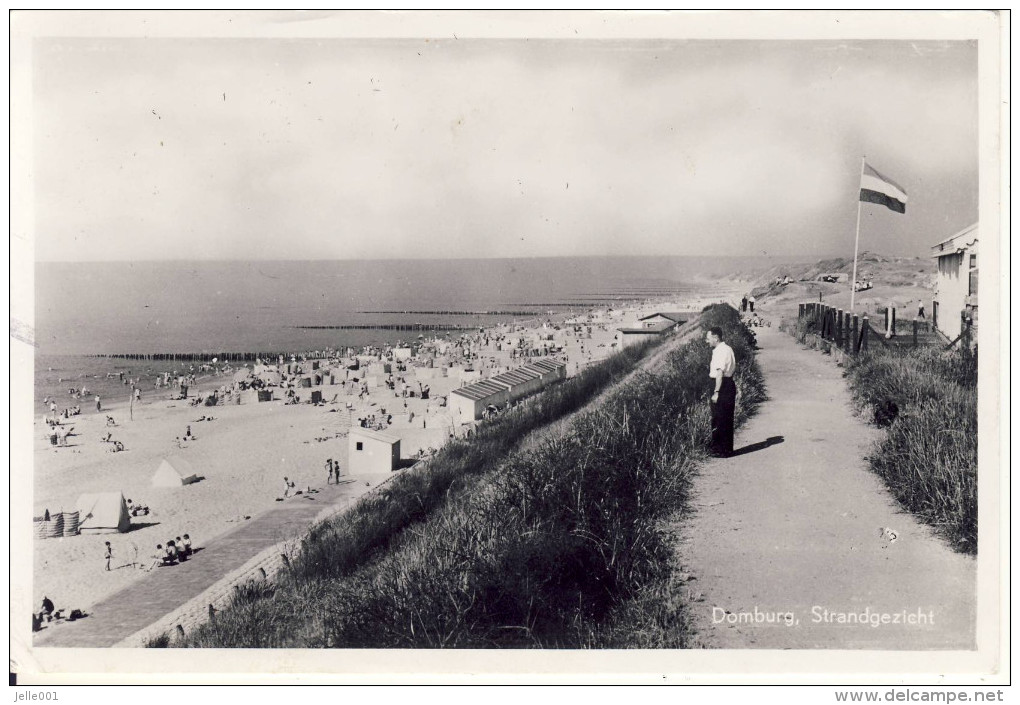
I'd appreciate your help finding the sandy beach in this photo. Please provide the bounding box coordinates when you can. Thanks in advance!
[32,285,746,622]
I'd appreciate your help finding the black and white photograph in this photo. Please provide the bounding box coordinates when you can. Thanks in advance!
[9,10,1007,687]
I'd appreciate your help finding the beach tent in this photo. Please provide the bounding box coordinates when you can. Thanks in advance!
[152,456,199,488]
[75,492,131,534]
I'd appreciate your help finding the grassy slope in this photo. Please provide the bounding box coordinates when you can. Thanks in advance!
[842,344,978,553]
[158,305,763,648]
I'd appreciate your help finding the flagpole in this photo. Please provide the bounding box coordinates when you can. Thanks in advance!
[850,156,866,312]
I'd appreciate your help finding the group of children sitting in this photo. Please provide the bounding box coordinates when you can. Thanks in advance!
[148,534,194,570]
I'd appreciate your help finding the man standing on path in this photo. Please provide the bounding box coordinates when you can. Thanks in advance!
[104,541,113,571]
[706,326,737,458]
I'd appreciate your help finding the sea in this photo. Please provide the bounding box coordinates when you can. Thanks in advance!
[32,256,792,405]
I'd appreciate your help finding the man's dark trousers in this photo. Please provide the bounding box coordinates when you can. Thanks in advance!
[710,377,737,456]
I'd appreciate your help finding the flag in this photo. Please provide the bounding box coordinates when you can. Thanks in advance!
[860,162,908,213]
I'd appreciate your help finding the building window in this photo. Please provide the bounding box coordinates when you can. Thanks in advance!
[356,442,363,451]
[968,253,978,296]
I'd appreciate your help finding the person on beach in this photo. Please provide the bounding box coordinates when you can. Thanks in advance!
[748,295,756,313]
[171,539,186,562]
[706,326,738,458]
[182,534,193,556]
[917,300,926,320]
[134,387,141,403]
[95,395,102,412]
[325,459,334,484]
[104,541,113,571]
[283,476,293,498]
[39,596,55,622]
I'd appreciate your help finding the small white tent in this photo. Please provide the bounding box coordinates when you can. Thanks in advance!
[75,492,131,534]
[152,457,199,487]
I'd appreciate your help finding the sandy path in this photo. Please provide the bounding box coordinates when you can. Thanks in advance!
[678,326,975,649]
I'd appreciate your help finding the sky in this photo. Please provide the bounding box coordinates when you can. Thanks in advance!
[31,37,979,261]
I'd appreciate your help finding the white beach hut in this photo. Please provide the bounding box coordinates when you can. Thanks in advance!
[348,428,401,474]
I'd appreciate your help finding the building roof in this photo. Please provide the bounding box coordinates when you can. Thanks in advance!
[931,222,979,257]
[618,321,675,334]
[528,358,566,372]
[349,427,401,445]
[638,312,688,323]
[492,368,542,387]
[450,379,509,402]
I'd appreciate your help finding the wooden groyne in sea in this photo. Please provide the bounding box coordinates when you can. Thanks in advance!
[87,352,288,362]
[357,310,540,316]
[293,323,474,331]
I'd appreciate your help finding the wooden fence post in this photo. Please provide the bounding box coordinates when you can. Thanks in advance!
[861,315,870,351]
[851,314,860,353]
[891,307,897,337]
[836,308,844,347]
[912,318,918,347]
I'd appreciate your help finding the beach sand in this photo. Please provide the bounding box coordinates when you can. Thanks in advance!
[32,288,745,622]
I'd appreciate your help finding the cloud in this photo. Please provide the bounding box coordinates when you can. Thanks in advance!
[32,38,979,261]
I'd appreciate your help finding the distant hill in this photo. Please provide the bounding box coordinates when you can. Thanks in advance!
[730,252,936,320]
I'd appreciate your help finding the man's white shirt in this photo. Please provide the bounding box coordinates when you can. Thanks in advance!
[710,342,736,379]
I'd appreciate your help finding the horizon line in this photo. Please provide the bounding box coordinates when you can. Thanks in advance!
[33,251,918,265]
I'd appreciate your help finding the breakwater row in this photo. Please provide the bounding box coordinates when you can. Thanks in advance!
[294,323,473,332]
[357,310,539,316]
[86,352,287,362]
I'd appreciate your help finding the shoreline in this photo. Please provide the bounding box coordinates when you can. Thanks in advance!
[31,283,748,625]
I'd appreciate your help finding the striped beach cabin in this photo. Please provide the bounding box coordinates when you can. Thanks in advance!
[522,358,568,385]
[449,379,512,421]
[491,367,544,402]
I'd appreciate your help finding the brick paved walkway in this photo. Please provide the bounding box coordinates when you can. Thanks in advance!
[34,482,354,647]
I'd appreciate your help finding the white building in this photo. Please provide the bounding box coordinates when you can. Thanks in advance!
[490,367,544,402]
[616,316,679,348]
[522,358,567,386]
[931,223,978,341]
[449,379,512,420]
[348,428,401,474]
[636,312,687,328]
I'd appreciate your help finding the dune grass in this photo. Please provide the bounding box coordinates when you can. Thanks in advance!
[843,345,978,553]
[160,304,763,648]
